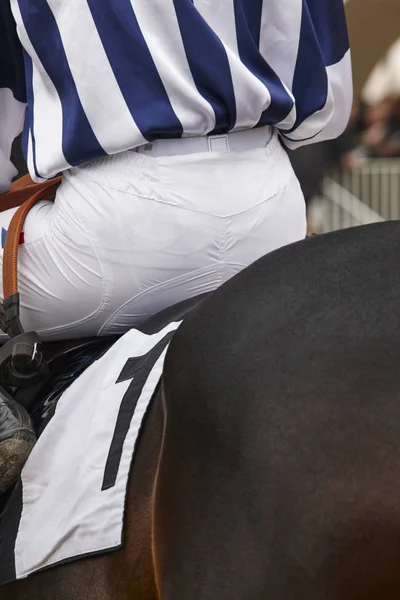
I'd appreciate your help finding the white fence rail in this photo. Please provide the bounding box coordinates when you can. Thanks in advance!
[317,159,400,233]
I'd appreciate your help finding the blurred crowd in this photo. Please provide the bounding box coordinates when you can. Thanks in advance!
[348,95,400,162]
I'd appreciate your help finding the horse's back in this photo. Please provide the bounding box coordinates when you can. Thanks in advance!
[156,222,400,600]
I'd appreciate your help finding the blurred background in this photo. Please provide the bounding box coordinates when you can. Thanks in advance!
[288,0,400,234]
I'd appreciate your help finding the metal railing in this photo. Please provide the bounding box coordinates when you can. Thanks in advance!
[315,159,400,233]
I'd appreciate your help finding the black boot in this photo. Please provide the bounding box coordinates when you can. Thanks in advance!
[0,389,36,495]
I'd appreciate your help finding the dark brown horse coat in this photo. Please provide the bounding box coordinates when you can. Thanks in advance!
[5,221,400,599]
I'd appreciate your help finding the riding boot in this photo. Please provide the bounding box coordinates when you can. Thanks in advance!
[0,388,36,495]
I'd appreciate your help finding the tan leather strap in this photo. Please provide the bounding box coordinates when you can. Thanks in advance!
[1,177,62,301]
[0,176,61,212]
[6,173,36,191]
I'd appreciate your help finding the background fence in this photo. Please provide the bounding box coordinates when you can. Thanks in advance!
[313,159,400,233]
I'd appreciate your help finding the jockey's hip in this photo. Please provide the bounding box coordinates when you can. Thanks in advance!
[0,128,306,340]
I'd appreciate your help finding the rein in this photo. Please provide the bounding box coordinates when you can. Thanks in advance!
[0,175,62,391]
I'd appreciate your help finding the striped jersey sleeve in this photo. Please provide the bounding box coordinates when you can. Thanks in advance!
[0,0,352,188]
[276,0,353,149]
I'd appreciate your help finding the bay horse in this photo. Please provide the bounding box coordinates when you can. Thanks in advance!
[2,218,400,599]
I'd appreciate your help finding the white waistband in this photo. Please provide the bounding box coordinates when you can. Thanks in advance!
[135,126,273,158]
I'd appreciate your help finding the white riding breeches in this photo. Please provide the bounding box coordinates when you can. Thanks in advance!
[0,129,306,340]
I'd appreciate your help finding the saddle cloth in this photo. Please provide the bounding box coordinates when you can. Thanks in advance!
[0,296,197,585]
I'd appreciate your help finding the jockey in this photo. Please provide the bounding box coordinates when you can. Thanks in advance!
[0,0,352,494]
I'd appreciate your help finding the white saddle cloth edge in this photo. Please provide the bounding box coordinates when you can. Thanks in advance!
[14,321,181,579]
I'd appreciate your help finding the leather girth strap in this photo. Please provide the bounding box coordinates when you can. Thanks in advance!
[0,175,62,337]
